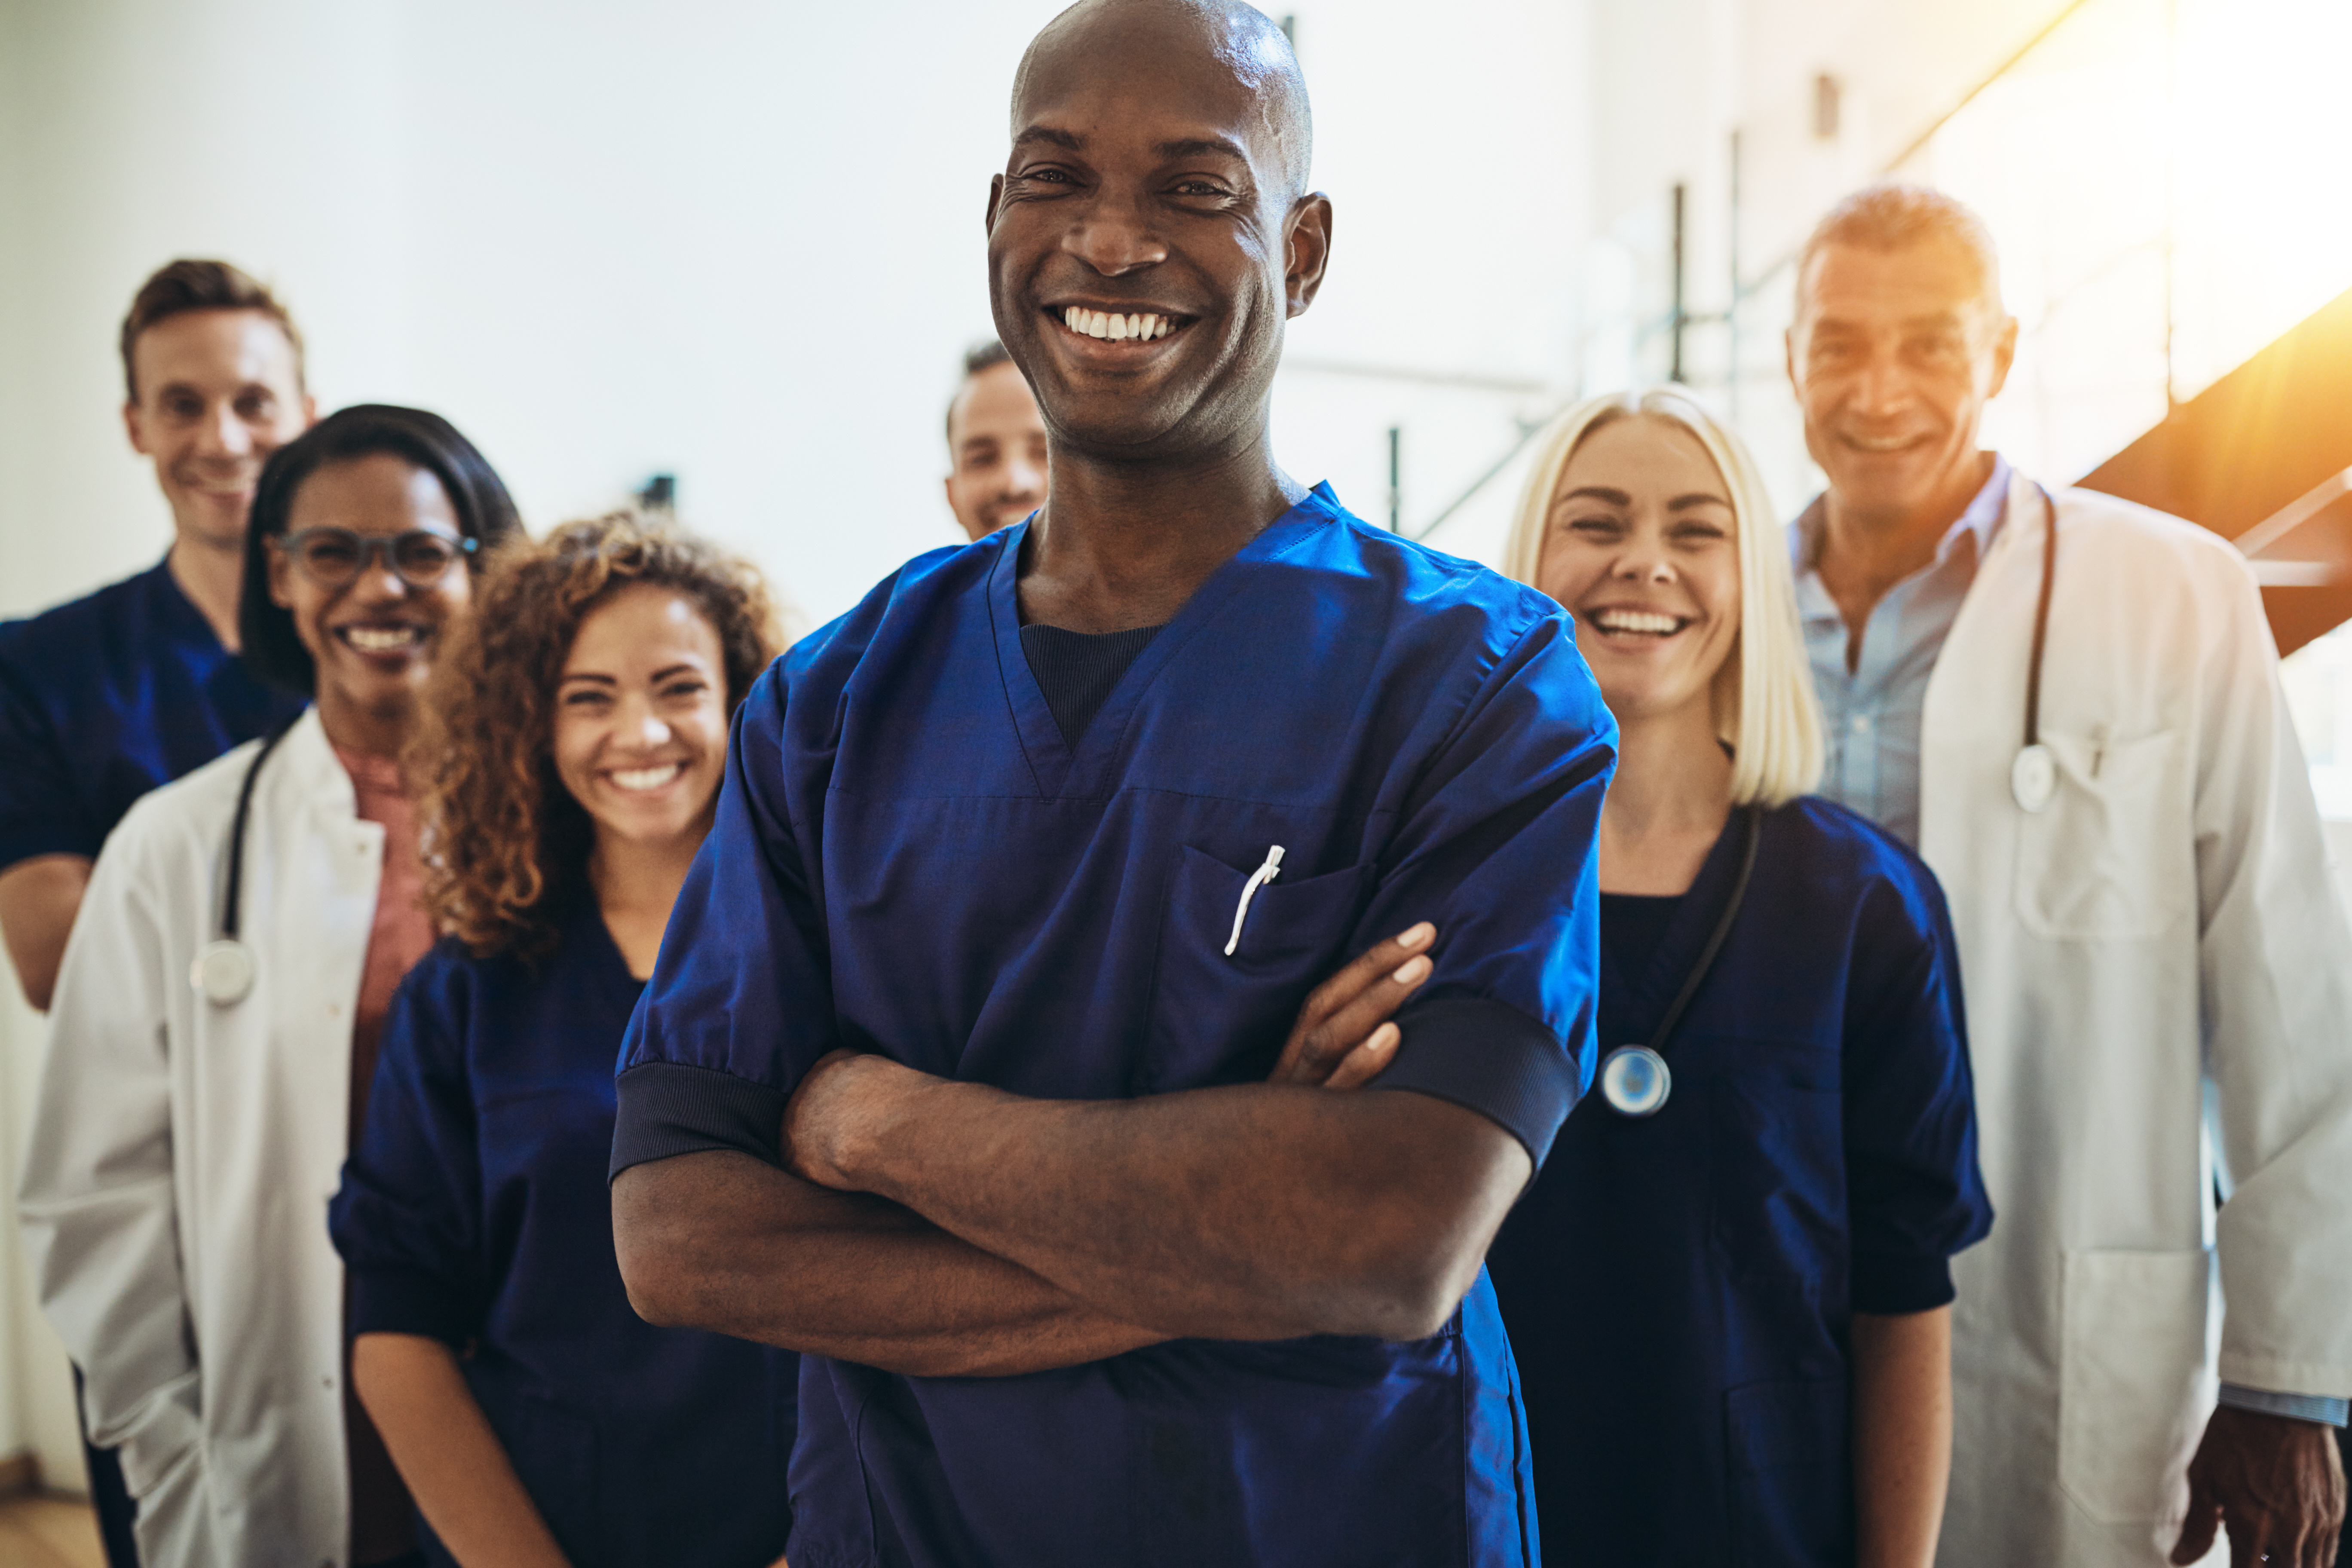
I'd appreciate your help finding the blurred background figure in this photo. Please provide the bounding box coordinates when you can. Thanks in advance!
[943,340,1048,542]
[1783,185,2352,1568]
[19,406,520,1568]
[1486,387,1989,1568]
[0,260,313,1015]
[329,512,795,1568]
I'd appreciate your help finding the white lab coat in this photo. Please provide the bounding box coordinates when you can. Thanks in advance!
[1923,472,2352,1566]
[19,708,380,1568]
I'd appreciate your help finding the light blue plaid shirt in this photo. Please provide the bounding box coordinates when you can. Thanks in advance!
[1792,454,2347,1427]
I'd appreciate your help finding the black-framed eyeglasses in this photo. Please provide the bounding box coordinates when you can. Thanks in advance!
[275,527,477,588]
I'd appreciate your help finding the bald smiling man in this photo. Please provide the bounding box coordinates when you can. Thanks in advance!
[609,4,1615,1562]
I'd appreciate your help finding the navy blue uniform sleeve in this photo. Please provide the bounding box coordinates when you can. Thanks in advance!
[0,642,96,869]
[330,964,489,1345]
[610,663,838,1176]
[1841,859,1994,1313]
[1362,609,1615,1169]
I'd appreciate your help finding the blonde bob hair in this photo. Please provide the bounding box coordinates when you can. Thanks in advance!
[1501,387,1824,807]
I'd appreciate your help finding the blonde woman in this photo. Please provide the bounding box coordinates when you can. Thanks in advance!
[1480,389,1992,1568]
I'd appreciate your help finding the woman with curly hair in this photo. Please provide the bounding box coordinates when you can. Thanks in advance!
[328,512,795,1568]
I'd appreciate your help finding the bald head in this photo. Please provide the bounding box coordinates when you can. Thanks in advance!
[1015,0,1311,202]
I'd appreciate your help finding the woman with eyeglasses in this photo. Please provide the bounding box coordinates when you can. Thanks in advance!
[327,514,794,1568]
[22,404,521,1568]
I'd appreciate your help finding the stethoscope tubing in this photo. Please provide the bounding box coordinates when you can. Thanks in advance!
[190,711,302,1006]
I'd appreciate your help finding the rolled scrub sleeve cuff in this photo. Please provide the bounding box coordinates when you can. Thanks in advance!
[1369,996,1583,1169]
[609,1061,790,1179]
[1850,1251,1957,1315]
[2217,1384,2352,1428]
[348,1267,480,1349]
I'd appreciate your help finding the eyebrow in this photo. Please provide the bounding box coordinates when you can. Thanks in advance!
[1013,126,1083,152]
[1155,135,1250,163]
[1555,486,1730,511]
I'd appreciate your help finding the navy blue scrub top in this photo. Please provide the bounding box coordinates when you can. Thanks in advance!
[0,557,303,870]
[331,889,796,1568]
[1485,798,1993,1568]
[612,484,1617,1568]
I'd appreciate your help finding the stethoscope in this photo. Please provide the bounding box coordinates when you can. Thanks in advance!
[2009,482,2062,814]
[1597,802,1762,1117]
[187,714,301,1007]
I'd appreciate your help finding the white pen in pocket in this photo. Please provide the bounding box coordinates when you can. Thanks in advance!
[1224,845,1286,956]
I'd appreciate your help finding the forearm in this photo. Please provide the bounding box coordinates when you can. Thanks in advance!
[1852,1307,1952,1568]
[0,853,91,1011]
[813,1069,1527,1342]
[611,1149,1166,1375]
[352,1334,570,1568]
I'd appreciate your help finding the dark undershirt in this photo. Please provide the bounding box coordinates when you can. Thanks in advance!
[1600,891,1685,984]
[1019,622,1166,745]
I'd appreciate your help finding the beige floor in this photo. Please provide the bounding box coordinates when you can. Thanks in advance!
[0,1495,105,1568]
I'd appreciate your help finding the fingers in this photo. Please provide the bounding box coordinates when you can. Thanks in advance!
[1320,1022,1402,1090]
[1270,924,1435,1085]
[2173,1472,2220,1566]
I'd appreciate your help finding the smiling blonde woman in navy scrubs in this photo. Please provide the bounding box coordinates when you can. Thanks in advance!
[327,514,795,1568]
[1482,388,1994,1568]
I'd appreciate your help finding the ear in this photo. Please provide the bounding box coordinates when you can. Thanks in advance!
[1283,192,1334,318]
[1985,314,2020,401]
[123,401,150,457]
[985,173,1005,236]
[300,392,318,430]
[1783,327,1799,397]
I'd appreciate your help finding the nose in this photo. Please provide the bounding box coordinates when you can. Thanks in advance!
[619,693,673,748]
[1062,190,1168,277]
[194,398,253,460]
[1850,347,1913,420]
[1613,545,1675,586]
[1001,450,1046,502]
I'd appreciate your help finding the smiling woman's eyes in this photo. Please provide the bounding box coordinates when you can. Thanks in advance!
[561,687,612,709]
[1670,521,1731,544]
[1560,515,1625,539]
[659,677,711,702]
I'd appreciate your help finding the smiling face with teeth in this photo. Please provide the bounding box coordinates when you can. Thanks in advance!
[1537,415,1743,730]
[553,584,730,864]
[267,452,474,757]
[986,0,1329,465]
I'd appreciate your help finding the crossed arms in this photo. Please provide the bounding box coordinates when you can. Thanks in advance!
[611,926,1534,1375]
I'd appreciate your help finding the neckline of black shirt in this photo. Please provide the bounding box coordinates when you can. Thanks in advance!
[1017,622,1167,747]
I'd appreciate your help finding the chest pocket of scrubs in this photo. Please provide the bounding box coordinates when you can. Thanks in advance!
[1143,844,1373,1094]
[2014,727,2192,939]
[1708,1043,1844,1287]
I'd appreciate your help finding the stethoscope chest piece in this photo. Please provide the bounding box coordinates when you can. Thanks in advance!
[190,939,257,1007]
[1600,1044,1672,1118]
[2011,742,2057,814]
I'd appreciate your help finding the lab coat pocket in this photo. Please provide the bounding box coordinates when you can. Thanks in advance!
[1723,1378,1853,1567]
[122,1379,215,1568]
[2014,728,2191,939]
[1143,845,1373,1094]
[2058,1247,2213,1525]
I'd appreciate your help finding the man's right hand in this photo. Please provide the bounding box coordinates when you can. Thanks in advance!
[1269,922,1436,1090]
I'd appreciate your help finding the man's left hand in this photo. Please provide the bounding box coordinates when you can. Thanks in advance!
[2170,1405,2346,1568]
[781,1048,918,1192]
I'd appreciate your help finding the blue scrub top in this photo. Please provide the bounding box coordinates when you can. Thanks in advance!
[0,557,303,870]
[1485,798,1993,1568]
[614,485,1617,1568]
[330,889,796,1568]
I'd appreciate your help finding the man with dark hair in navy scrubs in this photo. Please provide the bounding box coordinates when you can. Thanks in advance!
[610,3,1615,1563]
[0,258,311,1566]
[0,259,313,1015]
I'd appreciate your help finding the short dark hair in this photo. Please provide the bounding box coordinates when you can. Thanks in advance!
[120,259,305,404]
[240,404,524,696]
[946,339,1017,451]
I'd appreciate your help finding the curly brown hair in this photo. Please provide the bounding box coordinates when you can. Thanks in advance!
[410,511,786,960]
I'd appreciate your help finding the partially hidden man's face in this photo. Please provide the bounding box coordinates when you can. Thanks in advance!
[945,361,1050,541]
[986,12,1330,460]
[125,309,315,552]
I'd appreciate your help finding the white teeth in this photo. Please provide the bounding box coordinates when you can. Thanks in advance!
[609,763,685,792]
[1107,312,1128,340]
[1065,306,1081,332]
[1060,309,1173,341]
[344,625,418,652]
[1593,609,1683,635]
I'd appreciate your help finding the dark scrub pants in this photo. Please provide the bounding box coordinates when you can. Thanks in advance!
[1487,797,1994,1567]
[0,559,303,1568]
[612,486,1618,1568]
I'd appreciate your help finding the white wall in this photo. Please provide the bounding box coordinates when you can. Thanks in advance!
[0,0,1600,1487]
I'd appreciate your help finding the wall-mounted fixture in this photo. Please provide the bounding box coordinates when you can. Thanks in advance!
[637,473,676,514]
[1813,74,1842,140]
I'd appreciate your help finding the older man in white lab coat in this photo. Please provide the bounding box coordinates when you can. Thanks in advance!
[1785,183,2352,1568]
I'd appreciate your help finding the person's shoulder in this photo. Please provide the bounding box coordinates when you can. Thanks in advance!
[2051,484,2248,581]
[774,536,999,697]
[0,562,165,666]
[1767,796,1951,925]
[89,731,266,888]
